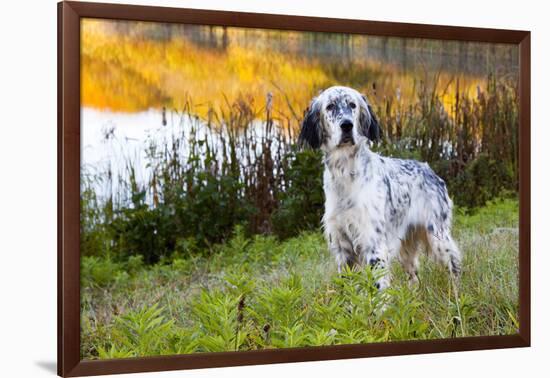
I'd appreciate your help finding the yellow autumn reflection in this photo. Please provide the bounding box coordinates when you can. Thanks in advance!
[82,19,329,119]
[81,18,517,121]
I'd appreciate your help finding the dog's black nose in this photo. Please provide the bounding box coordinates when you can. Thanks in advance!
[340,121,353,133]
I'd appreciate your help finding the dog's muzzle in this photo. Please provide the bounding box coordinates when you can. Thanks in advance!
[339,120,354,145]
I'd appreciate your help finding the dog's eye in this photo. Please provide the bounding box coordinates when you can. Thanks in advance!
[349,102,356,109]
[326,103,335,111]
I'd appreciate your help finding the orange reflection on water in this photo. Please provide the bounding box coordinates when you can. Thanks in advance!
[81,18,516,123]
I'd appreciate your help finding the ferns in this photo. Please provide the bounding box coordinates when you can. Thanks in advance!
[89,267,437,357]
[82,200,519,359]
[112,305,175,356]
[97,344,134,359]
[190,291,248,352]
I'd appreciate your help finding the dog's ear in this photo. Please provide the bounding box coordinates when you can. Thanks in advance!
[298,98,322,149]
[359,95,382,142]
[365,104,382,142]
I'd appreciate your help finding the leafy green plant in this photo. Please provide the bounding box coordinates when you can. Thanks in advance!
[383,286,429,340]
[81,256,124,287]
[97,344,134,359]
[109,304,175,357]
[189,291,250,352]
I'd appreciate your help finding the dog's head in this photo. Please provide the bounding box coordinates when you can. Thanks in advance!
[298,86,381,151]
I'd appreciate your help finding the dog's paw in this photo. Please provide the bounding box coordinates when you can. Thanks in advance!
[374,276,390,291]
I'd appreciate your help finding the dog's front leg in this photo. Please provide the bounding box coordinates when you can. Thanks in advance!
[358,231,391,290]
[326,224,357,273]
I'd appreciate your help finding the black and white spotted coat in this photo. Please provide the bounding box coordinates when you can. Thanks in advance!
[299,86,461,289]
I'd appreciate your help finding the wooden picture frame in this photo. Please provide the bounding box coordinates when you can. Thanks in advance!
[58,1,531,376]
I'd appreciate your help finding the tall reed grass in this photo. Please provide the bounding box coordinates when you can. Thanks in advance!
[81,74,518,263]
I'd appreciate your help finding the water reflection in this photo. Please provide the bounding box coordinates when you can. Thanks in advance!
[81,18,518,117]
[81,18,519,202]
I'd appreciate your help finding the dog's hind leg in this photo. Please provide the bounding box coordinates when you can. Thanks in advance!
[397,226,424,286]
[399,238,420,286]
[426,227,461,279]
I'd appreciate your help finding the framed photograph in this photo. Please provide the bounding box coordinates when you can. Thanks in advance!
[58,1,530,376]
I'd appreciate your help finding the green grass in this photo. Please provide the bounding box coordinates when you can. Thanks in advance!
[81,198,519,359]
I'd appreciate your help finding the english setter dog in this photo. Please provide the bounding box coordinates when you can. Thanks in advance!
[299,86,461,289]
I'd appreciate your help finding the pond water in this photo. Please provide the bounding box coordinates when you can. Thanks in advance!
[82,107,169,199]
[81,106,283,201]
[81,19,519,201]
